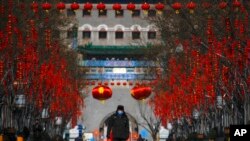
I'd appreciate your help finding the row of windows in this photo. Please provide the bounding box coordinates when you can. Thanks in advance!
[68,9,157,17]
[68,31,157,40]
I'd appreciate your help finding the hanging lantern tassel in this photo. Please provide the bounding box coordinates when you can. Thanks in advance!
[71,2,80,11]
[97,2,106,13]
[84,2,93,13]
[172,2,182,15]
[57,2,66,12]
[42,2,52,13]
[155,2,164,15]
[187,1,196,14]
[233,0,241,12]
[141,2,150,15]
[156,10,162,15]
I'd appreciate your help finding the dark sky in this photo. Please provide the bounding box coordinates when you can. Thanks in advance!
[63,0,163,4]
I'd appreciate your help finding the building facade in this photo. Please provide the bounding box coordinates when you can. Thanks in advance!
[61,1,163,140]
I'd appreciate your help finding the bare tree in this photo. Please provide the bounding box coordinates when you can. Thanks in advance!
[137,101,161,141]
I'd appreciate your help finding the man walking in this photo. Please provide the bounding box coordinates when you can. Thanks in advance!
[107,105,129,141]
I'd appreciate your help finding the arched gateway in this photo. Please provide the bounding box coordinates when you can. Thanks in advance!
[98,112,138,140]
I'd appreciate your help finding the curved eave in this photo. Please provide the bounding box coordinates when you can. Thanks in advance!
[77,45,151,55]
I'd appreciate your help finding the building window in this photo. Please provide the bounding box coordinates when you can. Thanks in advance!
[99,31,107,39]
[115,10,124,17]
[132,10,140,17]
[67,9,75,16]
[148,10,156,17]
[98,10,107,16]
[148,31,156,39]
[115,31,123,39]
[82,31,91,39]
[132,31,140,39]
[82,9,91,16]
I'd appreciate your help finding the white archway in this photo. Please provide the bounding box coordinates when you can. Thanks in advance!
[97,24,108,31]
[79,24,93,31]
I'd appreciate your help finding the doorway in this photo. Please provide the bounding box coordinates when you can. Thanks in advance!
[98,112,138,141]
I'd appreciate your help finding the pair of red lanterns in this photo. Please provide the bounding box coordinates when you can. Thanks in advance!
[92,85,152,101]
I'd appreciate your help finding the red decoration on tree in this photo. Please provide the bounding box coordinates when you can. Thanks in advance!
[172,2,182,14]
[84,2,93,11]
[97,2,106,12]
[0,61,3,78]
[233,0,241,8]
[127,2,135,11]
[219,1,227,9]
[186,1,196,14]
[202,2,212,9]
[92,86,112,101]
[57,2,66,11]
[42,2,52,12]
[71,2,79,11]
[131,86,152,100]
[155,2,164,14]
[31,1,39,13]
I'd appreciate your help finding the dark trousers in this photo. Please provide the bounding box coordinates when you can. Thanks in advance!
[113,139,126,141]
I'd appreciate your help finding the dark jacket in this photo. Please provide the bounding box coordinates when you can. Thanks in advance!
[107,112,130,140]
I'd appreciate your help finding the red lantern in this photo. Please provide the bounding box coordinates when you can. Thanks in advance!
[123,82,127,86]
[111,82,114,86]
[172,2,182,14]
[186,1,196,14]
[202,2,212,9]
[131,86,152,100]
[117,82,121,86]
[91,81,95,85]
[155,2,164,14]
[141,2,150,14]
[127,2,135,11]
[84,2,93,11]
[233,0,241,8]
[31,1,39,13]
[129,82,133,86]
[104,81,109,86]
[92,86,112,101]
[219,2,227,9]
[42,2,52,12]
[113,3,122,11]
[71,2,79,11]
[57,2,66,11]
[85,81,90,85]
[98,82,102,85]
[97,2,106,12]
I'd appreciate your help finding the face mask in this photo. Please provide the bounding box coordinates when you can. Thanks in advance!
[117,110,124,115]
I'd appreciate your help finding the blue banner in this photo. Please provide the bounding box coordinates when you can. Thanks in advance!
[79,60,158,67]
